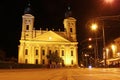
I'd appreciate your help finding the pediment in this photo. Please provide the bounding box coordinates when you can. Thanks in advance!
[35,31,70,42]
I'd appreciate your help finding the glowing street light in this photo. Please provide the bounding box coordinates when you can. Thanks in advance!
[104,0,114,4]
[88,45,92,49]
[88,38,92,41]
[91,23,98,31]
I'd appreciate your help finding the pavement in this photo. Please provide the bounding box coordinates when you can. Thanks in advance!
[0,68,120,80]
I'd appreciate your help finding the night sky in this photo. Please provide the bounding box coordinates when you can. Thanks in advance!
[0,0,120,58]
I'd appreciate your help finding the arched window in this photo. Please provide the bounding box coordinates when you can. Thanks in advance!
[25,59,28,64]
[42,59,45,64]
[62,50,64,56]
[49,50,51,55]
[26,25,29,30]
[25,49,28,55]
[71,60,73,64]
[35,59,38,64]
[70,28,72,32]
[36,50,38,55]
[71,50,73,56]
[42,50,45,55]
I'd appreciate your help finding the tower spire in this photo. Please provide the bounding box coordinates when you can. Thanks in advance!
[24,1,32,14]
[65,5,72,18]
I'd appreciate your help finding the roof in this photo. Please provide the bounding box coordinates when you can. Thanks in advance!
[34,30,70,42]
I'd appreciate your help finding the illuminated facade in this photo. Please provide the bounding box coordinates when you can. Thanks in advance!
[18,5,78,66]
[104,37,120,66]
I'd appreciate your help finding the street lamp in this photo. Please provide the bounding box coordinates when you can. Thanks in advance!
[85,54,89,67]
[91,23,98,31]
[91,23,98,67]
[104,0,114,4]
[88,38,92,41]
[88,45,92,49]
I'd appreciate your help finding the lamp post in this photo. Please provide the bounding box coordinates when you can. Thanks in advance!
[86,0,118,67]
[91,15,120,67]
[101,22,107,67]
[85,54,89,67]
[91,23,98,67]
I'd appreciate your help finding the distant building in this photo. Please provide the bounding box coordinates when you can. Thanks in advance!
[18,4,78,66]
[103,37,120,67]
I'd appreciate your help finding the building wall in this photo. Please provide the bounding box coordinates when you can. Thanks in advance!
[18,41,78,66]
[18,13,78,66]
[104,37,120,65]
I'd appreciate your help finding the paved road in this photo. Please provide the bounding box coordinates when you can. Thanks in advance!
[0,68,120,80]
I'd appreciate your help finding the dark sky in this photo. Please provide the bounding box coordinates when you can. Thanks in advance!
[0,0,120,58]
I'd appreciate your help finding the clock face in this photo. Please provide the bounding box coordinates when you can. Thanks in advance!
[25,19,31,25]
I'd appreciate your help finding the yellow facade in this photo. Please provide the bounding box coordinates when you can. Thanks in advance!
[18,13,78,66]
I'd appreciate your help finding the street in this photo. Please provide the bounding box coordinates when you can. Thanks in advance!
[0,68,120,80]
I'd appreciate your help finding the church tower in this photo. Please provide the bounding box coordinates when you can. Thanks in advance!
[21,3,34,40]
[63,6,77,41]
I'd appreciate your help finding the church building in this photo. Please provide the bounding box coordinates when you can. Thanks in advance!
[18,4,78,66]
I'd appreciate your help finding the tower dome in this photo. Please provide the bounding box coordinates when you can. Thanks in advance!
[65,6,72,18]
[24,2,32,14]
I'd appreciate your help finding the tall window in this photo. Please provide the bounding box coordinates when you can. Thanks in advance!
[62,60,64,66]
[62,50,64,56]
[71,50,73,56]
[70,28,72,32]
[71,60,73,64]
[35,59,38,64]
[42,50,45,55]
[26,25,29,30]
[25,49,28,55]
[49,50,51,55]
[25,59,28,64]
[42,59,45,64]
[55,50,58,55]
[36,50,38,55]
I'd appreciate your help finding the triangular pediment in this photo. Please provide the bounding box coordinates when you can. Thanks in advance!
[35,31,70,42]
